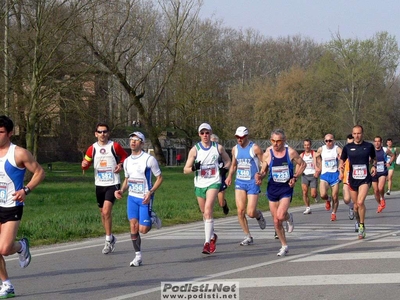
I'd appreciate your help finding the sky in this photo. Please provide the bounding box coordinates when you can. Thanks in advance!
[200,0,400,43]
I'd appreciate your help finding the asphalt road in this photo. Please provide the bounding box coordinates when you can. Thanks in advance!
[6,191,400,300]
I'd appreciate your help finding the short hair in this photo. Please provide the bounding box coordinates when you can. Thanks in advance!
[374,136,382,142]
[271,128,286,139]
[386,138,393,142]
[210,134,219,143]
[0,115,14,133]
[346,134,353,139]
[96,122,109,131]
[303,138,312,144]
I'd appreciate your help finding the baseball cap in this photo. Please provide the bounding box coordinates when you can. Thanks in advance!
[129,131,145,142]
[198,123,212,133]
[235,126,249,137]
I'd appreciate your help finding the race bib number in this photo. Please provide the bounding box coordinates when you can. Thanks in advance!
[237,165,251,180]
[352,164,367,180]
[376,161,384,173]
[97,167,114,182]
[200,164,217,178]
[305,162,315,171]
[128,179,145,194]
[271,165,290,183]
[324,158,337,169]
[0,182,7,204]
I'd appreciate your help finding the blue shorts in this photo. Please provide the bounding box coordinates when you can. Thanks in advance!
[320,171,340,186]
[235,181,260,195]
[127,195,153,226]
[267,181,293,202]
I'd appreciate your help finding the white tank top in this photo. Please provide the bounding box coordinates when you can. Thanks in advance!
[92,141,120,186]
[321,145,339,174]
[302,151,316,175]
[193,142,221,188]
[0,144,26,207]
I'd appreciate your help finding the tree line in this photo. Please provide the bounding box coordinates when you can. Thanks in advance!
[0,0,399,164]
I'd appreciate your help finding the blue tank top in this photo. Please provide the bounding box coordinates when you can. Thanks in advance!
[375,148,388,174]
[235,141,259,185]
[267,148,294,197]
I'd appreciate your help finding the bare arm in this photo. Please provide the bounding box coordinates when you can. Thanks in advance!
[225,146,237,186]
[13,147,45,201]
[219,144,231,169]
[183,147,197,174]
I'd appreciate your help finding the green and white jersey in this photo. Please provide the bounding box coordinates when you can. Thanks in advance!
[193,141,221,188]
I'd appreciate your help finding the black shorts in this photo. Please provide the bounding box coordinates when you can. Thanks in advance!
[95,185,120,208]
[0,206,24,224]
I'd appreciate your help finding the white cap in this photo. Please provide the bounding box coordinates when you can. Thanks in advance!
[235,126,249,137]
[198,123,212,132]
[129,131,145,142]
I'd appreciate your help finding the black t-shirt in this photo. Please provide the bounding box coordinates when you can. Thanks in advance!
[341,141,376,187]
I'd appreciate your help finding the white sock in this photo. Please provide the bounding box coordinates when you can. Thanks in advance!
[204,219,214,243]
[135,251,142,258]
[106,235,112,242]
[2,280,11,286]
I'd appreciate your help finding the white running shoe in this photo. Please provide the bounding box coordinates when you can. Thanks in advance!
[18,237,31,268]
[0,283,15,298]
[151,211,162,229]
[102,235,117,254]
[256,210,266,229]
[286,213,294,233]
[303,207,312,215]
[348,208,355,220]
[277,245,289,256]
[240,236,254,246]
[386,190,391,195]
[355,222,359,233]
[130,256,143,267]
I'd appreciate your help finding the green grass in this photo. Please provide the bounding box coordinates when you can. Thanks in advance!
[18,162,400,246]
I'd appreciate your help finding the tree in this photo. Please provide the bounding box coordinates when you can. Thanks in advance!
[80,0,203,165]
[317,32,400,126]
[0,0,92,157]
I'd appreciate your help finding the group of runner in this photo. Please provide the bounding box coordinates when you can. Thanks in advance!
[301,128,397,239]
[185,123,397,258]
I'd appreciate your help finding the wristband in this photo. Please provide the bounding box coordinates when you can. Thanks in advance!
[23,186,31,195]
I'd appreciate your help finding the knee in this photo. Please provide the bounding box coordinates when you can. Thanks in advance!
[246,209,257,218]
[0,244,13,256]
[139,227,150,234]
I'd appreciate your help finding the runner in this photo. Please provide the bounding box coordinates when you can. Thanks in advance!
[300,139,320,214]
[372,136,394,213]
[339,125,376,239]
[114,132,163,267]
[257,128,306,256]
[210,134,230,215]
[384,138,397,195]
[341,134,356,221]
[183,123,231,254]
[316,134,342,221]
[225,126,266,246]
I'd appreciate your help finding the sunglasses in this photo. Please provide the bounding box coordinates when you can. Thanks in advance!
[325,139,333,143]
[200,131,210,135]
[235,135,246,139]
[270,139,283,144]
[130,137,142,141]
[97,130,109,134]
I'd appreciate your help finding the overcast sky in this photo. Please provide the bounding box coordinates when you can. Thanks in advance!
[200,0,400,43]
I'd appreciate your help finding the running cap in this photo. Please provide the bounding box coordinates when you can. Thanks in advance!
[129,131,145,142]
[198,123,212,133]
[235,126,249,137]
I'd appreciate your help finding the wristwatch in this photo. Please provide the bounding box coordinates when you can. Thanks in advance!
[23,186,31,195]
